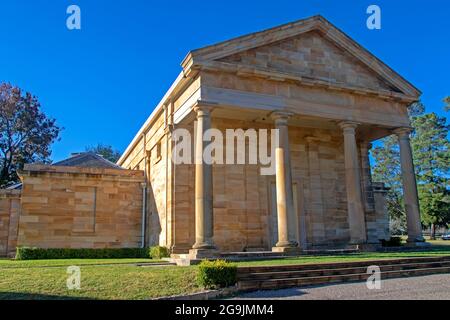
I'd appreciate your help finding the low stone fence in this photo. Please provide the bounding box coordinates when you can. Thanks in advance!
[14,164,145,250]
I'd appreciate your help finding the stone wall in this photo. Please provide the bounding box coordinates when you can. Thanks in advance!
[17,164,144,249]
[368,182,390,242]
[0,190,21,257]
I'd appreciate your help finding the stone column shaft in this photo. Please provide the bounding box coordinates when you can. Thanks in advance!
[395,128,424,243]
[192,106,215,250]
[339,122,367,244]
[272,112,298,250]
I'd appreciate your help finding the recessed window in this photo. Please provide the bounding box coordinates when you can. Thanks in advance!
[154,140,162,164]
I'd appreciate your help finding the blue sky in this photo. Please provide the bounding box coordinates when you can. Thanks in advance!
[1,0,448,162]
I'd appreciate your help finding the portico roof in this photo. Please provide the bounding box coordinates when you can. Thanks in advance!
[118,15,420,166]
[183,15,420,99]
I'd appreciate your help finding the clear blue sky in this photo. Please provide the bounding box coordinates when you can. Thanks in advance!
[1,0,449,162]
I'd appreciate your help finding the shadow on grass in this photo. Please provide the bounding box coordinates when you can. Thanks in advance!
[0,292,97,300]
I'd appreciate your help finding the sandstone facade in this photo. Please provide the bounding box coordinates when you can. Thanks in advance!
[118,16,423,254]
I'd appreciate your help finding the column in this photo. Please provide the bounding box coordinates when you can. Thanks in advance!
[272,111,298,251]
[394,128,424,243]
[191,105,216,253]
[339,121,367,244]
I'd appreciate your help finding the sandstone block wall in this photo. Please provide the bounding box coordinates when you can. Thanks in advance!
[17,165,144,249]
[368,182,390,242]
[0,190,21,256]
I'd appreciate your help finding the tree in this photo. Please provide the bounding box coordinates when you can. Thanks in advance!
[411,112,450,239]
[85,144,121,163]
[444,96,450,112]
[0,83,61,187]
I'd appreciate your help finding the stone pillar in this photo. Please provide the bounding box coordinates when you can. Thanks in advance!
[339,121,367,244]
[272,111,299,252]
[360,141,375,213]
[394,128,424,243]
[189,105,217,258]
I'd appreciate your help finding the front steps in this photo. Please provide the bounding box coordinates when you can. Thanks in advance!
[237,256,450,291]
[169,247,360,265]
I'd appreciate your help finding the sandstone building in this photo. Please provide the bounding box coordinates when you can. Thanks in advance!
[0,16,425,257]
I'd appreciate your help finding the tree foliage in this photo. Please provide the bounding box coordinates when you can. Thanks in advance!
[85,143,121,163]
[0,83,61,187]
[412,112,450,237]
[444,96,450,112]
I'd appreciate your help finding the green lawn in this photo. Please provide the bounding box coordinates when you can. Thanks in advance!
[1,243,450,300]
[0,258,162,269]
[237,240,450,267]
[0,262,200,300]
[236,249,450,267]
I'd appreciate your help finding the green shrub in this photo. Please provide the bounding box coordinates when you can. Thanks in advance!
[149,246,170,259]
[197,260,237,289]
[15,247,150,260]
[381,236,403,247]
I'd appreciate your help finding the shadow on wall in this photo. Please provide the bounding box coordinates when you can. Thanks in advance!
[147,182,161,247]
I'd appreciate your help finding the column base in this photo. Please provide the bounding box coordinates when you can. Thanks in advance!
[272,246,301,254]
[407,236,426,243]
[188,248,220,260]
[349,239,367,246]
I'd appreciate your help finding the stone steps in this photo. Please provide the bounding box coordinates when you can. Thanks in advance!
[237,256,450,291]
[170,248,361,265]
[238,261,450,281]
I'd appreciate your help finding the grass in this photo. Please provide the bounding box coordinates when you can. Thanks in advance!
[0,262,200,300]
[0,258,162,269]
[237,249,450,267]
[1,241,449,300]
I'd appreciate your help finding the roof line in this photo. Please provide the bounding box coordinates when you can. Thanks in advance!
[117,71,186,166]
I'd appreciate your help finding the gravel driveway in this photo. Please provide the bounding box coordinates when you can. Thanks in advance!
[233,274,450,300]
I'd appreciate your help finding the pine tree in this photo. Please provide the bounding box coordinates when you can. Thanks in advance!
[411,112,450,239]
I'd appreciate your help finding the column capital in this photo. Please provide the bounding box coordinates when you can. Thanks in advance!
[271,111,293,126]
[393,127,413,139]
[338,121,360,134]
[193,100,217,117]
[193,106,213,118]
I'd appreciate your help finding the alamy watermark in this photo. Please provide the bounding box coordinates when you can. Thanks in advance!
[367,5,381,30]
[172,125,279,176]
[366,265,382,290]
[66,5,81,30]
[66,266,81,290]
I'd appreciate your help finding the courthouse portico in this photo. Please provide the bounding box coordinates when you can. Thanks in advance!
[117,15,425,258]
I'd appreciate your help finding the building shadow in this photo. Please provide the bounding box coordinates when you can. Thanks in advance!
[0,292,97,300]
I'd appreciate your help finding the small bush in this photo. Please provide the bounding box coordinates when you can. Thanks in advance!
[197,260,237,289]
[15,247,150,260]
[149,246,170,259]
[381,236,403,247]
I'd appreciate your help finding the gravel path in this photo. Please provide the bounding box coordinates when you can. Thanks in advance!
[233,274,450,300]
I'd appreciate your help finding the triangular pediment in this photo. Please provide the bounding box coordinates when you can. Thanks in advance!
[217,31,398,93]
[183,16,420,100]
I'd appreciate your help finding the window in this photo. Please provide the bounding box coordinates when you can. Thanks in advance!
[154,140,162,164]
